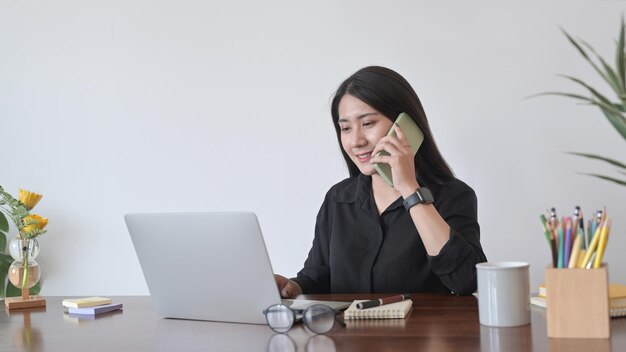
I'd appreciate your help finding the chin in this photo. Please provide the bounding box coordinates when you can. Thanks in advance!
[356,165,377,176]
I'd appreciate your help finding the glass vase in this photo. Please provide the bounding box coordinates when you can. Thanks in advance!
[7,237,41,290]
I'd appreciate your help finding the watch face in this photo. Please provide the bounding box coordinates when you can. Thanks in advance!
[403,187,434,211]
[418,188,434,203]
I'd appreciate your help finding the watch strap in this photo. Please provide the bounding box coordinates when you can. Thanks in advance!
[403,187,434,211]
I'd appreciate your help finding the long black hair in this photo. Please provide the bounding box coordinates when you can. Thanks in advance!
[330,66,454,186]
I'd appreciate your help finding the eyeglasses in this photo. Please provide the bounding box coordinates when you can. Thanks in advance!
[263,303,346,334]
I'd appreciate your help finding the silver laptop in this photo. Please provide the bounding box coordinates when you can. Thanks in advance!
[124,211,349,324]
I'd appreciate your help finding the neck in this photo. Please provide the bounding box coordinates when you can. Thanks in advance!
[371,174,400,197]
[370,174,402,215]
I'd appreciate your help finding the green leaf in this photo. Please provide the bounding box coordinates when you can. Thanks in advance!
[598,54,625,97]
[6,281,20,297]
[0,232,5,253]
[560,75,612,105]
[562,29,615,93]
[617,16,625,91]
[531,91,597,104]
[589,99,626,117]
[567,152,626,170]
[580,173,626,187]
[30,281,41,295]
[0,266,8,297]
[601,108,626,141]
[0,253,13,298]
[0,252,12,263]
[580,39,625,97]
[0,211,8,234]
[562,28,595,64]
[534,91,626,121]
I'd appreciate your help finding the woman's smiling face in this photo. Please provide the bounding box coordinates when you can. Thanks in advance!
[337,94,393,176]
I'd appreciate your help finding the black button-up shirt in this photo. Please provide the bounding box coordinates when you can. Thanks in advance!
[292,174,486,295]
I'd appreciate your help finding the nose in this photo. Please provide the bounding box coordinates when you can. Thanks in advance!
[349,127,367,149]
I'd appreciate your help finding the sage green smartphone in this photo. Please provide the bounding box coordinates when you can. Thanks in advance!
[373,112,424,187]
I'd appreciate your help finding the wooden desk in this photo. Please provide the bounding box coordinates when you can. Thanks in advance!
[1,294,625,351]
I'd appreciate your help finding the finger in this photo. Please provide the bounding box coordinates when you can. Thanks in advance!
[378,134,408,154]
[371,144,384,158]
[376,140,404,158]
[393,123,409,145]
[372,137,397,155]
[274,274,287,290]
[371,139,391,157]
[369,154,393,165]
[287,281,303,298]
[391,125,413,152]
[281,281,298,298]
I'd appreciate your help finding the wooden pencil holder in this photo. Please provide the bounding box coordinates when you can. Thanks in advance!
[545,265,610,339]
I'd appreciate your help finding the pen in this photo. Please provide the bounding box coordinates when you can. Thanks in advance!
[356,294,410,309]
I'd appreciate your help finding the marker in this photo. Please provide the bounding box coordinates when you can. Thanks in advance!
[356,294,410,309]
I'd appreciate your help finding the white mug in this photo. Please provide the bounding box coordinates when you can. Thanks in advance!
[476,261,530,327]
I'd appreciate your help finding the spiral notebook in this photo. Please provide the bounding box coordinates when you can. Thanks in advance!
[344,299,413,320]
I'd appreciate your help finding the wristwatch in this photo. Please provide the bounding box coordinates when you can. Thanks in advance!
[403,187,434,211]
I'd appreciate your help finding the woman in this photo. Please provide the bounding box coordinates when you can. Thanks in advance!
[275,66,486,297]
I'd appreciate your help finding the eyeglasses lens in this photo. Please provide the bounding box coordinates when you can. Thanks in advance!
[303,304,336,334]
[265,304,294,333]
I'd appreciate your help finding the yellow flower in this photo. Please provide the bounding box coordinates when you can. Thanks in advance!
[19,189,43,210]
[21,214,48,233]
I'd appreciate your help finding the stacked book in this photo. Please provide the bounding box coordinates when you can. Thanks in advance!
[531,283,626,318]
[62,297,123,316]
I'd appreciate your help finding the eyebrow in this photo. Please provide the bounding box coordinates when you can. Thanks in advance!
[337,112,380,123]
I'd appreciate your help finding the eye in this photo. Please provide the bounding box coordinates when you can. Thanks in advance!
[363,121,375,128]
[339,126,351,133]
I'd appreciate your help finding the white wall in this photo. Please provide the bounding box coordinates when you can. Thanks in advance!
[1,0,625,295]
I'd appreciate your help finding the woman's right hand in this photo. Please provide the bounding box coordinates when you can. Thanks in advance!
[274,274,303,298]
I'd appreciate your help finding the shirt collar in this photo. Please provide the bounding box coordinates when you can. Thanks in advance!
[334,174,404,212]
[334,174,370,204]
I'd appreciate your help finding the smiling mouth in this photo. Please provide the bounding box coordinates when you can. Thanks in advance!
[355,152,372,163]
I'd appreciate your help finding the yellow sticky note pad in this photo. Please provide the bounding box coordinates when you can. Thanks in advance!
[62,297,112,308]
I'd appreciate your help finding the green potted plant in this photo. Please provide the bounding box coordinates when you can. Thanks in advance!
[544,18,626,187]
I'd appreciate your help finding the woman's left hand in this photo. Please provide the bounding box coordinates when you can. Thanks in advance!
[369,124,420,197]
